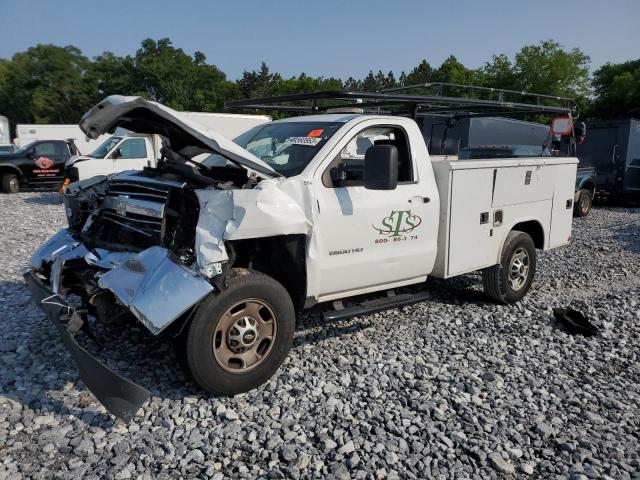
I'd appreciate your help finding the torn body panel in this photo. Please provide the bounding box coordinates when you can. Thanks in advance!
[194,178,313,275]
[97,246,214,335]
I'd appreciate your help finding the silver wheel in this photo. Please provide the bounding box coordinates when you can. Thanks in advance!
[213,299,277,374]
[508,247,530,291]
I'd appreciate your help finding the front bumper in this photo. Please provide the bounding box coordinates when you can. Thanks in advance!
[24,228,216,421]
[24,270,150,421]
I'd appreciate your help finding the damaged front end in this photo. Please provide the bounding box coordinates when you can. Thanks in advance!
[24,95,305,420]
[25,173,218,420]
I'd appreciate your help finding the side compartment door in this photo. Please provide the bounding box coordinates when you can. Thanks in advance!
[311,123,437,298]
[111,138,150,173]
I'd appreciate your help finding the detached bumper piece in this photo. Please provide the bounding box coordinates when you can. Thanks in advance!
[23,271,150,422]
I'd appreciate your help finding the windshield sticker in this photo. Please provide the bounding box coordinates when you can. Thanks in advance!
[307,129,324,138]
[285,136,322,146]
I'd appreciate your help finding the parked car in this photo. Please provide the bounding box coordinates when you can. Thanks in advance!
[24,93,578,420]
[0,139,79,193]
[576,119,640,199]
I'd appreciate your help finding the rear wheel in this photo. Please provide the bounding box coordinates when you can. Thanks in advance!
[574,189,592,217]
[482,231,537,304]
[185,269,295,395]
[1,173,19,194]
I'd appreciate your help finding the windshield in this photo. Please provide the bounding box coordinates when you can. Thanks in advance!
[88,136,122,158]
[12,141,37,156]
[201,122,343,177]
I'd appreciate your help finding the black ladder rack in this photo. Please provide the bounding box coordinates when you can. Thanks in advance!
[224,86,577,120]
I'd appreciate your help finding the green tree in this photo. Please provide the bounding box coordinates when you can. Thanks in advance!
[590,59,640,119]
[484,40,590,98]
[0,44,97,124]
[433,55,479,85]
[131,38,229,111]
[89,52,136,101]
[401,60,434,86]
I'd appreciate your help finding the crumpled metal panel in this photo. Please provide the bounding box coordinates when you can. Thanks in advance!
[30,229,88,271]
[194,189,234,272]
[84,249,135,270]
[193,178,312,274]
[97,246,213,335]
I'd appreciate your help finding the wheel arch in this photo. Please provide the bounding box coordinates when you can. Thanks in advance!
[226,234,308,312]
[509,219,545,249]
[0,164,23,177]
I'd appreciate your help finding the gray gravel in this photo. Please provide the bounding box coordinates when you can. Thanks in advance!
[1,191,639,479]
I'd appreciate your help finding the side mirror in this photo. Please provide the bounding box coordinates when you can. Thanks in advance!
[364,145,398,190]
[111,148,121,159]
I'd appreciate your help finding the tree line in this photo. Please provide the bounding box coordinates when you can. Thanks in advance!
[0,38,637,131]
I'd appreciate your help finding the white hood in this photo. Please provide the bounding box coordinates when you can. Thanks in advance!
[79,95,277,178]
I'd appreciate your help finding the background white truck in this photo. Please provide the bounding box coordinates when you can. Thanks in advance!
[61,112,271,187]
[14,124,110,152]
[25,92,578,420]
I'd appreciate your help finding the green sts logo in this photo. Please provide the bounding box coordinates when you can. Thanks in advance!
[373,210,422,237]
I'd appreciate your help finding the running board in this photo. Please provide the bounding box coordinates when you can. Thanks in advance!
[322,290,431,322]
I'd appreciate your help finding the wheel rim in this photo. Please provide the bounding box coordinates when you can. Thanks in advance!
[9,177,18,191]
[213,299,277,374]
[508,247,530,291]
[580,194,590,214]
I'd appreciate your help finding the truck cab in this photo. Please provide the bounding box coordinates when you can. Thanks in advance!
[61,133,161,190]
[0,139,79,193]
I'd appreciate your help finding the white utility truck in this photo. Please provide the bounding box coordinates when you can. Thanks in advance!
[14,123,110,152]
[24,91,579,420]
[61,112,271,188]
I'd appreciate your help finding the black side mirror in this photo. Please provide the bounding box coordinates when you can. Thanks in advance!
[364,145,398,190]
[112,148,121,159]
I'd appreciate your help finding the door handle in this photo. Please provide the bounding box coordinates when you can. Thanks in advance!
[409,196,430,204]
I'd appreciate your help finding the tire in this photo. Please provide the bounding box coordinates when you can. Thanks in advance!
[573,189,592,217]
[1,173,19,194]
[185,268,295,396]
[482,231,537,304]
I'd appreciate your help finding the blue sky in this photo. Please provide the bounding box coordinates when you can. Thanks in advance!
[1,0,638,80]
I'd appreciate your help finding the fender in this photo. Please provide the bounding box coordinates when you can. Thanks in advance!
[0,162,23,176]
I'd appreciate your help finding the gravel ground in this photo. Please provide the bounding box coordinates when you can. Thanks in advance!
[1,191,639,480]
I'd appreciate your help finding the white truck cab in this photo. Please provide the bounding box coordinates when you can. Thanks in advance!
[62,133,161,188]
[61,112,271,190]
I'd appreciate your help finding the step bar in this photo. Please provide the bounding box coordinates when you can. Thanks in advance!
[322,290,431,322]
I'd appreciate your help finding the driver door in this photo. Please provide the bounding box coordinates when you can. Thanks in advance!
[311,123,436,300]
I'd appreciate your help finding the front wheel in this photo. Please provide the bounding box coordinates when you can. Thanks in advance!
[482,231,537,304]
[1,173,19,194]
[185,269,295,396]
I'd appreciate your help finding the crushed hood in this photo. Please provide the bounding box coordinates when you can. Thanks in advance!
[79,95,278,178]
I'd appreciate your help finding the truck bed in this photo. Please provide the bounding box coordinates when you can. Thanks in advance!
[430,156,578,279]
